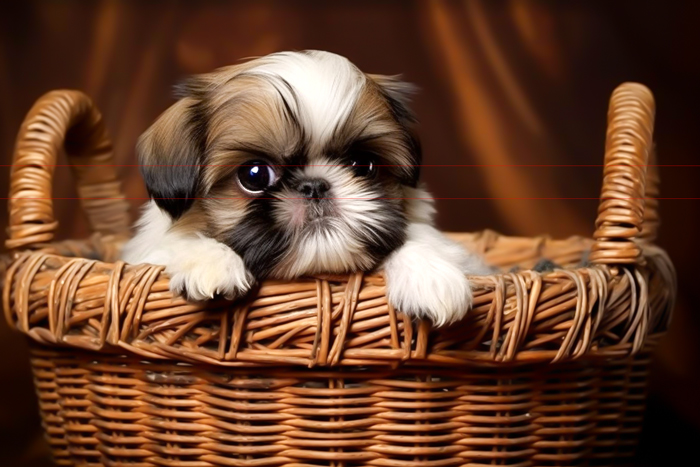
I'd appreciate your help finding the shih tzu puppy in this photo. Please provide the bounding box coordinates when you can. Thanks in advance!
[121,50,491,326]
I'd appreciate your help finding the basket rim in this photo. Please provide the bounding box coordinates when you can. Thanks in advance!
[2,229,676,369]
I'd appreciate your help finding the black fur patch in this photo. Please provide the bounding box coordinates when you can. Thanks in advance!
[533,259,559,273]
[404,134,422,188]
[373,83,422,188]
[140,100,207,219]
[355,199,408,265]
[223,197,290,279]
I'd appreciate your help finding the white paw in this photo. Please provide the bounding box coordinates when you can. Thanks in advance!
[382,223,489,326]
[384,255,473,327]
[121,201,254,302]
[166,237,253,302]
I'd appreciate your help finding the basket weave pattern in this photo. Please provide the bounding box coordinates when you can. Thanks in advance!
[2,84,675,466]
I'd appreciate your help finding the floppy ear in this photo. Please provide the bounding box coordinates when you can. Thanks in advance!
[369,74,422,187]
[137,96,206,219]
[368,74,419,124]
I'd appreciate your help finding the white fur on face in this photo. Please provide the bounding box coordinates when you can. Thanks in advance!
[271,158,400,278]
[249,51,366,148]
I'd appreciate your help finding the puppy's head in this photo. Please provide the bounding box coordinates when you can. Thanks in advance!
[139,50,423,279]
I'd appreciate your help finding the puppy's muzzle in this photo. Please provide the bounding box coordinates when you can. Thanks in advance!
[297,178,330,201]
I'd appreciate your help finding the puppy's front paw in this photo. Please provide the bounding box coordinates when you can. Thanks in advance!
[384,256,473,327]
[167,238,254,302]
[381,223,491,327]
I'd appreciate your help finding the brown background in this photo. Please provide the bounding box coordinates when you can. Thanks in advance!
[1,1,699,465]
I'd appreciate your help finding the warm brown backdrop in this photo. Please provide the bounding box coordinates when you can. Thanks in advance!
[1,1,699,465]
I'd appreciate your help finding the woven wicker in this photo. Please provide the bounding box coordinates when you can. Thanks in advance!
[1,83,675,467]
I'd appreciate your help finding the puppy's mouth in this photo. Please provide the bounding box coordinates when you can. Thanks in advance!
[285,177,337,228]
[276,193,337,231]
[305,199,335,222]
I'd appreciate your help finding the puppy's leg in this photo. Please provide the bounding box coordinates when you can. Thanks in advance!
[160,234,253,301]
[121,201,253,301]
[381,188,491,326]
[382,223,490,326]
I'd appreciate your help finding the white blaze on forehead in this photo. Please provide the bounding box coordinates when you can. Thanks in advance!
[247,51,366,148]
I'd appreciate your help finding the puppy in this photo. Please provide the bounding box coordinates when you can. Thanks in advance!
[121,50,491,326]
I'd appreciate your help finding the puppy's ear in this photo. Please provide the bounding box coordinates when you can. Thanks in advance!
[368,74,419,124]
[138,95,206,219]
[369,74,422,187]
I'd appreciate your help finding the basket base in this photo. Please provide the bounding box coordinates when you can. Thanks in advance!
[28,345,652,467]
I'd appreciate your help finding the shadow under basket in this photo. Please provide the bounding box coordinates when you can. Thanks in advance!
[2,83,676,467]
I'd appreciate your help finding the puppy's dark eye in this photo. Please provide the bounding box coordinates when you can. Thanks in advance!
[350,153,376,177]
[238,160,277,193]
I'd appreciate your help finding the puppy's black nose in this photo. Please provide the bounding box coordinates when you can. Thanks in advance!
[298,179,330,200]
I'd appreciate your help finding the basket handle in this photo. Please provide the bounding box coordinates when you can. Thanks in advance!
[6,90,130,250]
[589,83,657,265]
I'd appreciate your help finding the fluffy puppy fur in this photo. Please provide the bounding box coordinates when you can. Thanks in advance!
[121,50,491,326]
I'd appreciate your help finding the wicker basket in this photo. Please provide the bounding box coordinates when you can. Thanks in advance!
[2,83,675,467]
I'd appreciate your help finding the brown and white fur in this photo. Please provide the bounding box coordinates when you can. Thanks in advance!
[121,50,491,326]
